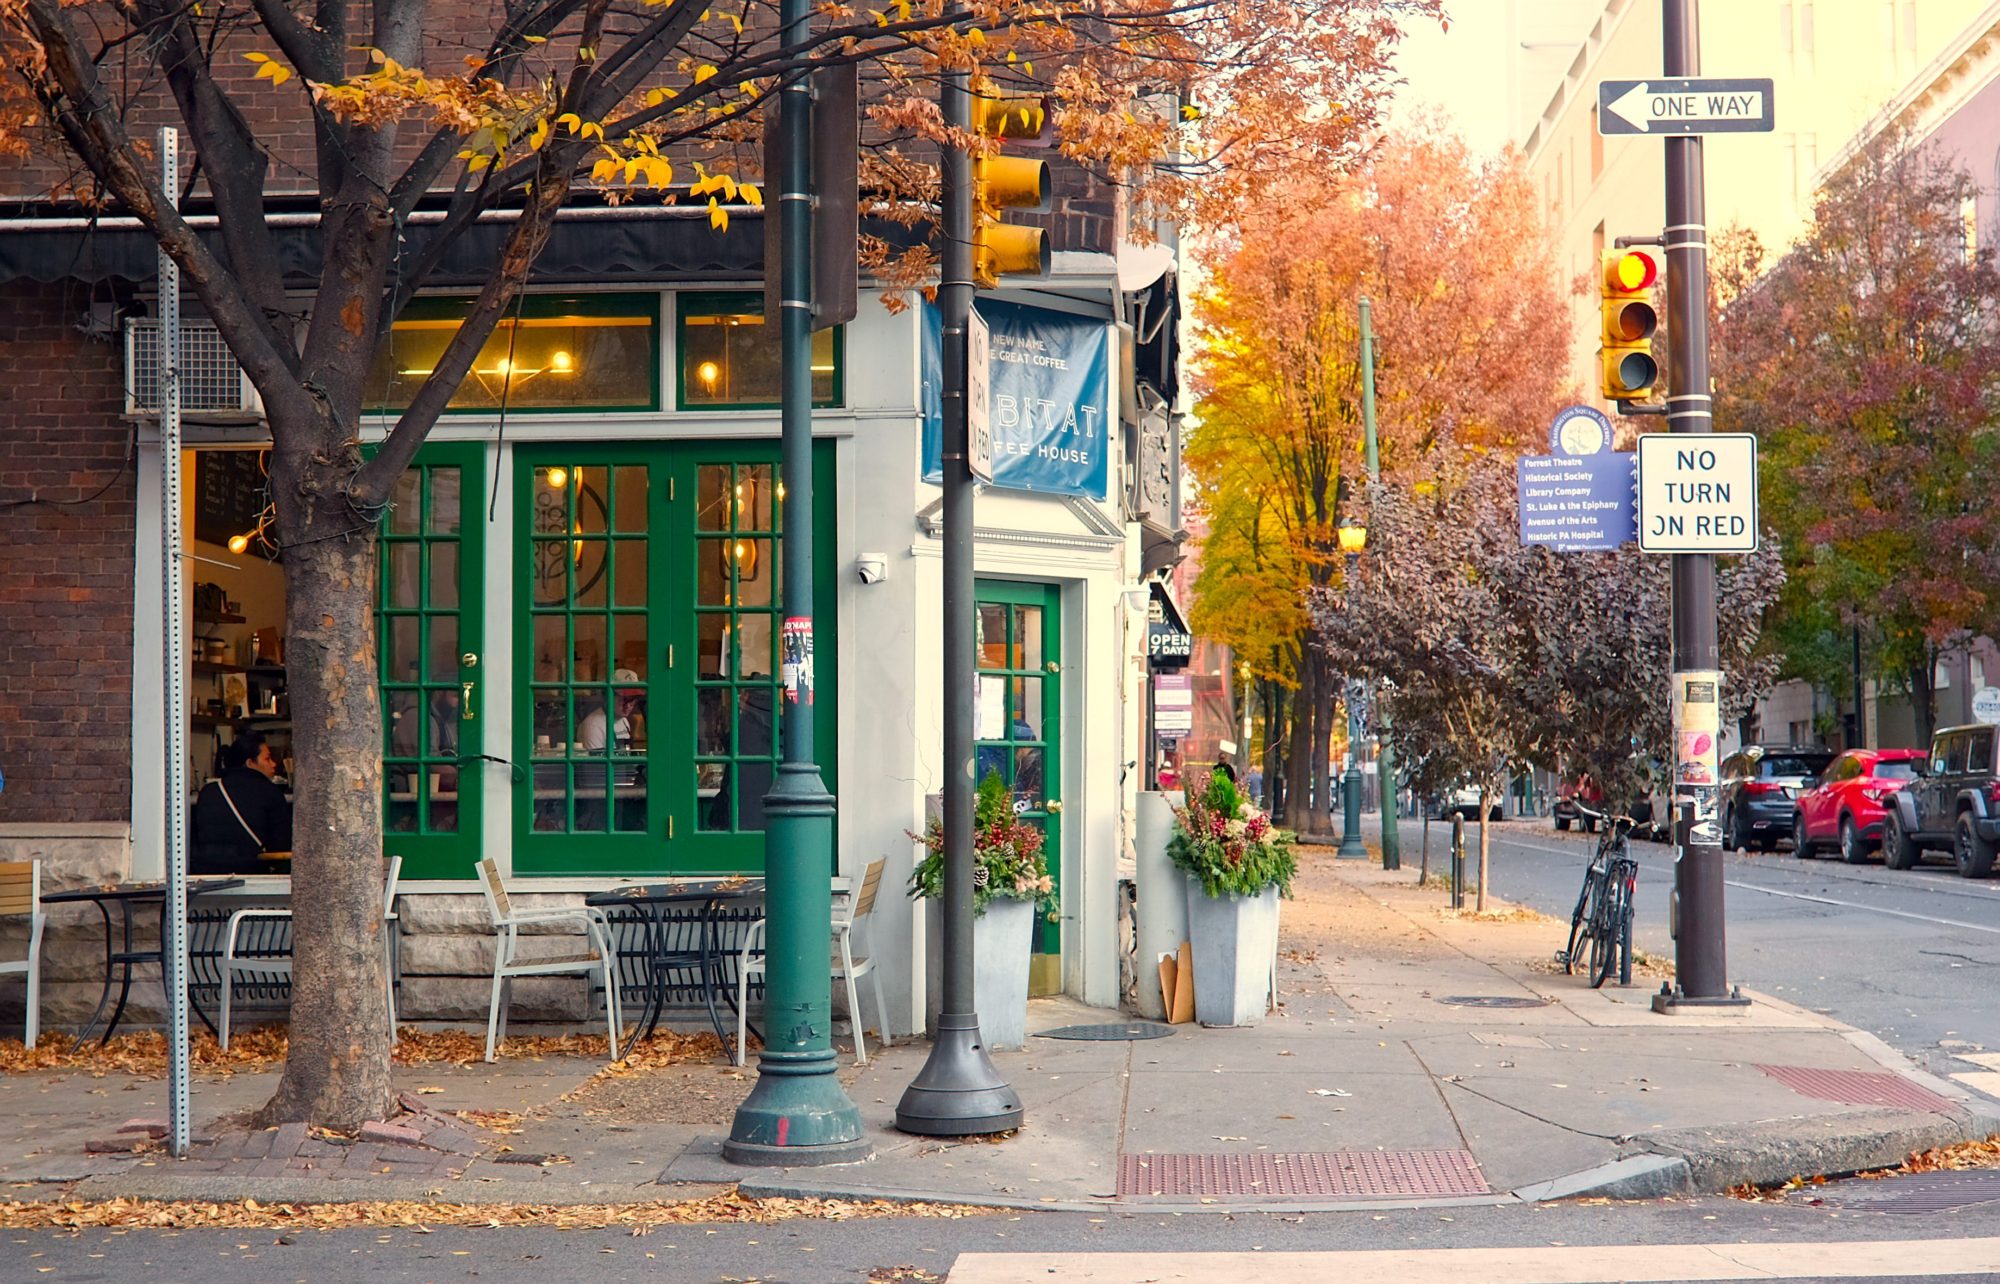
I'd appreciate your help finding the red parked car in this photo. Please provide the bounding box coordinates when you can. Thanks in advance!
[1793,748,1929,863]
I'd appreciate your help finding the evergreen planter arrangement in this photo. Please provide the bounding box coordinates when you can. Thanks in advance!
[1170,772,1296,1027]
[910,771,1056,1050]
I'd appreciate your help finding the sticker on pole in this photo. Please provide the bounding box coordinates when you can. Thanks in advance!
[1636,433,1758,553]
[781,616,814,704]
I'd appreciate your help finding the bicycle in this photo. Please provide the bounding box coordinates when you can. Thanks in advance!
[1557,804,1639,988]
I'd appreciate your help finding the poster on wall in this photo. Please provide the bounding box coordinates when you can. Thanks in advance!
[922,299,1111,500]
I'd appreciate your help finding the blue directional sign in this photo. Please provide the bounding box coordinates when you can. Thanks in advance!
[1518,453,1637,552]
[1598,78,1775,136]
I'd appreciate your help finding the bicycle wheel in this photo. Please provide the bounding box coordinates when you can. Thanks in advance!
[1562,864,1598,974]
[1592,876,1627,989]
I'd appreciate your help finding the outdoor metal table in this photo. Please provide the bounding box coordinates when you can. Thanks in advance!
[40,878,246,1044]
[586,878,764,1060]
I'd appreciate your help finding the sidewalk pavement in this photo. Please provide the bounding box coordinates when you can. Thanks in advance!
[4,850,1996,1214]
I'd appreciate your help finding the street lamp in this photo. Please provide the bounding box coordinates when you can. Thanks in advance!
[1336,520,1368,859]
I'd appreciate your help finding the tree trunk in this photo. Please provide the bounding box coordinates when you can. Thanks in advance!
[255,454,395,1130]
[1911,657,1937,744]
[1309,650,1336,840]
[1261,678,1286,816]
[1285,656,1314,833]
[1476,779,1492,913]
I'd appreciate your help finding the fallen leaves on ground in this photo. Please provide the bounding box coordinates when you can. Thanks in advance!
[0,1191,994,1231]
[0,1027,729,1078]
[868,1269,946,1282]
[1434,906,1551,925]
[1728,1134,2000,1200]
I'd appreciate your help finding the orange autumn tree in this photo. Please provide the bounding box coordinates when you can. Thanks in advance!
[1188,127,1565,832]
[1,0,1442,1128]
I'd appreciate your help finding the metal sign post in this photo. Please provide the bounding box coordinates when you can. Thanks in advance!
[1647,0,1748,1014]
[157,126,193,1156]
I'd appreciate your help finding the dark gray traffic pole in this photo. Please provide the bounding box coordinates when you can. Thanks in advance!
[895,58,1024,1135]
[724,0,872,1162]
[1654,0,1744,1013]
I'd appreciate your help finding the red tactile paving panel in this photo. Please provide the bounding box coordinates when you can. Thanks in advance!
[1756,1064,1957,1115]
[1117,1149,1489,1199]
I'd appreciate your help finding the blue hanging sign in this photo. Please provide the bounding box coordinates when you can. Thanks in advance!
[923,299,1111,500]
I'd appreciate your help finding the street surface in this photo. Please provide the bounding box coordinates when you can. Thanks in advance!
[8,1199,2000,1281]
[1414,819,2000,1081]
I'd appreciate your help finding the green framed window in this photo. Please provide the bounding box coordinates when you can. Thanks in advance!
[511,441,838,877]
[676,291,842,410]
[365,292,661,413]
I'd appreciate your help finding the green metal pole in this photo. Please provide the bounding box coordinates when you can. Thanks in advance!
[1359,296,1400,870]
[723,10,868,1165]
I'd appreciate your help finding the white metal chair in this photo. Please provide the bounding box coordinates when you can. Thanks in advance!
[0,861,44,1047]
[735,857,892,1065]
[476,856,622,1062]
[221,856,401,1050]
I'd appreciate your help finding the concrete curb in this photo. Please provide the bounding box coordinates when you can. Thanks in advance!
[38,1172,724,1207]
[1637,1106,1998,1193]
[1510,1153,1692,1203]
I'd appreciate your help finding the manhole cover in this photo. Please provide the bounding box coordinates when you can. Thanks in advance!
[1756,1064,1957,1115]
[1437,995,1551,1009]
[1117,1149,1488,1199]
[1036,1022,1175,1042]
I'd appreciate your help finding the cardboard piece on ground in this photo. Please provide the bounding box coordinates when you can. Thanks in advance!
[1168,940,1192,1020]
[1158,955,1177,1021]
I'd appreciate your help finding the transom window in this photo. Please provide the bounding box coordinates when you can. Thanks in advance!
[677,291,841,409]
[366,293,660,413]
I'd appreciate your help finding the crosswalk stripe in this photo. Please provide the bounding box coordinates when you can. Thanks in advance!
[944,1237,2000,1283]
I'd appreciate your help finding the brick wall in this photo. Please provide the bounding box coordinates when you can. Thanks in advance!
[0,281,136,825]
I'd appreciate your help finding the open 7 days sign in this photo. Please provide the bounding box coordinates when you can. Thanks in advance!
[1636,433,1758,554]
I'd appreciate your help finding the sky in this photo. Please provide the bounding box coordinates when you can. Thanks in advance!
[1389,0,1605,156]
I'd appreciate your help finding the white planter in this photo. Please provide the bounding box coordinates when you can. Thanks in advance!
[922,893,1036,1050]
[973,896,1035,1050]
[1184,876,1280,1027]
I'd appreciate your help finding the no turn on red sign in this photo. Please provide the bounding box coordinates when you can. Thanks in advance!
[1636,433,1758,553]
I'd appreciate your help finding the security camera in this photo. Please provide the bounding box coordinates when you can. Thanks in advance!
[855,554,887,585]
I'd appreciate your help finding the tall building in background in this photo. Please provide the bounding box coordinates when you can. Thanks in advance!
[1518,0,1988,404]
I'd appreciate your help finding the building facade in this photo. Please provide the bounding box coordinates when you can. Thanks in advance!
[0,176,1183,1033]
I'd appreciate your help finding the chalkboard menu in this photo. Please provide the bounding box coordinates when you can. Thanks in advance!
[194,451,268,548]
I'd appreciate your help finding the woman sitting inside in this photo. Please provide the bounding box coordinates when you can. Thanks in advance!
[192,727,294,874]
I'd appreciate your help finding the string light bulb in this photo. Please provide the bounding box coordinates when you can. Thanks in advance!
[227,533,251,555]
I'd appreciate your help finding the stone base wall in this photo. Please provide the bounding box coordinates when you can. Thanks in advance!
[0,824,135,1029]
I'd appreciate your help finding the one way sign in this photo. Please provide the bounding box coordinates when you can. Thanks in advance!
[1598,77,1775,136]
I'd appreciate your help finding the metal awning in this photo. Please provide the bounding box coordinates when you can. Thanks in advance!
[0,205,768,287]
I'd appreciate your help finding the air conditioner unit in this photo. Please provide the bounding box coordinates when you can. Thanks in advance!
[125,319,263,421]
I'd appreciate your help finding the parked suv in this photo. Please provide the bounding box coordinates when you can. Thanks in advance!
[1883,724,2000,877]
[1793,748,1927,864]
[1719,745,1835,852]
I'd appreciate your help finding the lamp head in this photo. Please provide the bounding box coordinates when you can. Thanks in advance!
[1337,522,1368,555]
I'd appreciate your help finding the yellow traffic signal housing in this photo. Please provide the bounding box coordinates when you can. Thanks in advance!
[1599,249,1660,401]
[971,93,1052,289]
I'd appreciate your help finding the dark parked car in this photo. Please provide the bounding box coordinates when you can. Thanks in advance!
[1719,745,1834,852]
[1883,724,2000,877]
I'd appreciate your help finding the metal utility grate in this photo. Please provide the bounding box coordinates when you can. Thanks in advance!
[1810,1171,2000,1215]
[1037,1022,1175,1042]
[1438,995,1551,1009]
[1756,1064,1957,1115]
[127,319,255,414]
[1116,1149,1488,1199]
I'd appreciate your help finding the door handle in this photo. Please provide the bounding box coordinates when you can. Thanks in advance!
[1046,799,1063,814]
[462,681,476,720]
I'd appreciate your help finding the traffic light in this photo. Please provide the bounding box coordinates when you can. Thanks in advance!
[1599,248,1659,401]
[971,93,1051,289]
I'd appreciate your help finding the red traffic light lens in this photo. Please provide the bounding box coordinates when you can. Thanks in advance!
[1610,250,1658,292]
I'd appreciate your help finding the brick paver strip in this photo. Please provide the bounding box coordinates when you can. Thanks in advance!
[118,1118,168,1137]
[359,1121,426,1147]
[236,1129,275,1160]
[269,1122,309,1160]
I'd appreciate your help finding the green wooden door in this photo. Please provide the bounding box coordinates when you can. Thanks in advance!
[379,443,485,880]
[512,442,836,876]
[975,580,1062,994]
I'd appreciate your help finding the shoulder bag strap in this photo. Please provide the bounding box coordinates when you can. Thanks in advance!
[216,779,264,849]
